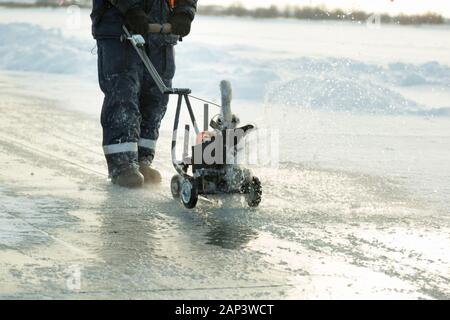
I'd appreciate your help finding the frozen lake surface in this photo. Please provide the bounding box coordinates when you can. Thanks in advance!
[0,8,449,299]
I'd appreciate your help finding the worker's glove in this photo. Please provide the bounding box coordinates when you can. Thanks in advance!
[125,8,148,35]
[169,12,192,37]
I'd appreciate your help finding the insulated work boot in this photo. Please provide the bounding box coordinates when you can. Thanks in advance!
[139,161,162,184]
[112,168,144,188]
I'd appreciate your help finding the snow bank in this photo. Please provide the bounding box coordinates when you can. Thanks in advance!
[0,23,96,76]
[266,75,418,114]
[0,22,449,116]
[385,61,450,87]
[265,57,450,114]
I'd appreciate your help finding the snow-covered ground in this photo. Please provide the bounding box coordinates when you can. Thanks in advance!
[0,7,449,299]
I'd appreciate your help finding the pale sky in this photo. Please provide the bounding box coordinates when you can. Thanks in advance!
[202,0,450,17]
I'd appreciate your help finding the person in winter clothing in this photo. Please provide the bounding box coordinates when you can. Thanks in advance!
[91,0,197,187]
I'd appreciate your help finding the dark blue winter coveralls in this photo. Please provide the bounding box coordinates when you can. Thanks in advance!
[91,0,197,178]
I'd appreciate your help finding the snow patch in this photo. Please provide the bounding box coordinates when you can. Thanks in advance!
[0,22,449,116]
[0,23,96,76]
[266,75,419,114]
[387,61,450,87]
[265,57,450,115]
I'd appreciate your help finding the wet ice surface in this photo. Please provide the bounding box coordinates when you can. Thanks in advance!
[0,9,450,299]
[0,80,449,299]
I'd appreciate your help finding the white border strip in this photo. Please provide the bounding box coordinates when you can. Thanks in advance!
[138,138,156,150]
[103,142,138,155]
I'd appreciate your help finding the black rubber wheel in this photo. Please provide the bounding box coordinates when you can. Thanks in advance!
[170,175,181,199]
[246,176,262,207]
[180,178,198,209]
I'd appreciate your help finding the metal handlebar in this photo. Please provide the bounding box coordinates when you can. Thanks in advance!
[148,23,172,34]
[122,25,191,95]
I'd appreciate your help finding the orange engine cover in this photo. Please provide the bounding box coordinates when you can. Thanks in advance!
[196,131,215,145]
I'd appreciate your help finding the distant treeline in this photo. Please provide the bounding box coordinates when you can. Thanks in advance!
[0,1,446,25]
[199,4,446,25]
